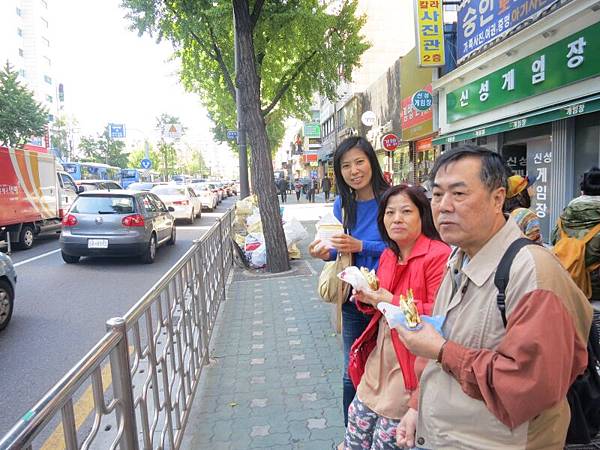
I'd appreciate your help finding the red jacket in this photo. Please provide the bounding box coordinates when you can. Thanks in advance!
[354,234,450,390]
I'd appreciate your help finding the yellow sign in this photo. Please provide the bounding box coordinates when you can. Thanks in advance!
[414,0,445,67]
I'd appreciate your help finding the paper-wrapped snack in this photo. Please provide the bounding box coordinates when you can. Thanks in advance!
[314,212,344,250]
[377,289,421,329]
[337,266,379,292]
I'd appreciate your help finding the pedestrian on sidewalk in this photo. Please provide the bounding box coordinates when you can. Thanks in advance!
[277,177,287,203]
[503,174,542,243]
[394,145,592,449]
[307,176,317,203]
[294,178,303,202]
[343,184,450,449]
[322,175,332,202]
[308,136,388,430]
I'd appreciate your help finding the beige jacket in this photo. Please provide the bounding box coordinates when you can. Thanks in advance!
[412,219,592,449]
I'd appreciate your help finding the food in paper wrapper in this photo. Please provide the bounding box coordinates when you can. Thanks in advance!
[337,266,379,292]
[377,289,421,329]
[315,213,344,249]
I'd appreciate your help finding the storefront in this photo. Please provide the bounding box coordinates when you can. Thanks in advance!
[392,144,412,185]
[433,4,600,240]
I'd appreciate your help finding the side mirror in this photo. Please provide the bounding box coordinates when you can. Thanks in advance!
[77,186,85,194]
[168,206,175,212]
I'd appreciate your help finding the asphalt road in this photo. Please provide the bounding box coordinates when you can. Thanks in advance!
[0,196,236,437]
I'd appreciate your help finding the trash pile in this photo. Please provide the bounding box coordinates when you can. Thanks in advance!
[233,196,308,269]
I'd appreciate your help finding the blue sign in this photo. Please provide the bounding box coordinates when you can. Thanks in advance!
[109,123,126,139]
[457,0,559,64]
[412,90,433,112]
[226,130,238,140]
[140,158,152,170]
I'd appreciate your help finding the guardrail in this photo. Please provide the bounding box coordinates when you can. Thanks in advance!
[0,208,234,450]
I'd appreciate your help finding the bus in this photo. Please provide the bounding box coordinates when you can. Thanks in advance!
[62,162,121,182]
[120,168,160,188]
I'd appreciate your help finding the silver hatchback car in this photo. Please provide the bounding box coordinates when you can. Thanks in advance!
[0,251,17,331]
[59,190,176,264]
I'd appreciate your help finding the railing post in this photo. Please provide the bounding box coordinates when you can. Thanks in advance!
[106,317,139,450]
[218,218,227,305]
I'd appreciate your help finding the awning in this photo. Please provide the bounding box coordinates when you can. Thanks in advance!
[433,94,600,146]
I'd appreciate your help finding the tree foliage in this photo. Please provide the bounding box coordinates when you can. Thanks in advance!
[51,114,78,161]
[0,62,49,149]
[78,129,128,167]
[155,113,185,179]
[122,0,369,152]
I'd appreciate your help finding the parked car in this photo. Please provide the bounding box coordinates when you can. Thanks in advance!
[126,182,155,192]
[191,182,218,211]
[59,191,176,264]
[0,251,16,330]
[151,185,201,223]
[75,180,123,192]
[207,183,223,203]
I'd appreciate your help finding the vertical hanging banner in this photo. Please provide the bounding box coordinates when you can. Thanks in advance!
[414,0,446,67]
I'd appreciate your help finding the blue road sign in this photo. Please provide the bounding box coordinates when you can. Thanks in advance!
[109,123,126,139]
[226,130,238,140]
[140,158,152,170]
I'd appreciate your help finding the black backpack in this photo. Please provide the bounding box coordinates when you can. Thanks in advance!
[495,238,600,445]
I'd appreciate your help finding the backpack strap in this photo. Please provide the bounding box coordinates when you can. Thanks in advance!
[581,221,600,245]
[494,238,540,327]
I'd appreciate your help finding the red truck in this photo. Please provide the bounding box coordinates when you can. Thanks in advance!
[0,146,79,250]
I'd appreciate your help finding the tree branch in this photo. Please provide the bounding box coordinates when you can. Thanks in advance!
[261,48,319,117]
[250,0,265,30]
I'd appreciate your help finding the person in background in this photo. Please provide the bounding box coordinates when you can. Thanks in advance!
[552,166,600,302]
[277,177,287,203]
[294,178,303,202]
[503,174,542,243]
[308,176,317,203]
[308,136,388,435]
[344,185,450,449]
[322,175,332,202]
[394,145,592,449]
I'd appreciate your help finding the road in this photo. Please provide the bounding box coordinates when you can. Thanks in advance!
[0,196,236,437]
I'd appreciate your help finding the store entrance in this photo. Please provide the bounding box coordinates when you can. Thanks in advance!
[502,144,527,176]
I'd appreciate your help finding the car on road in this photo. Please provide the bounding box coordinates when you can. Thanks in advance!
[126,182,156,192]
[59,191,176,264]
[74,180,123,192]
[0,251,16,331]
[150,185,202,223]
[191,182,218,211]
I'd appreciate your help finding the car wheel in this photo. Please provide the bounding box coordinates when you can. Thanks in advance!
[61,251,80,264]
[167,227,176,246]
[188,210,195,224]
[195,208,201,218]
[141,234,157,264]
[15,224,35,250]
[0,280,14,331]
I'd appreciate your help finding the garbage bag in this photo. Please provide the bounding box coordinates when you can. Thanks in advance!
[283,218,308,246]
[250,244,267,268]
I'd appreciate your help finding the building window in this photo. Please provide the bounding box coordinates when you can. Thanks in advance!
[17,28,23,37]
[41,0,48,8]
[19,69,26,78]
[46,95,53,103]
[18,48,24,57]
[42,37,50,47]
[41,17,48,28]
[16,7,22,16]
[44,56,51,66]
[44,75,52,84]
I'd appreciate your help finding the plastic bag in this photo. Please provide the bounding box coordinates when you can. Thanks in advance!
[314,212,343,250]
[250,244,267,268]
[283,218,308,246]
[337,266,374,293]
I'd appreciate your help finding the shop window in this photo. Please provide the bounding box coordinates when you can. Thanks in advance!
[18,48,24,57]
[17,28,23,37]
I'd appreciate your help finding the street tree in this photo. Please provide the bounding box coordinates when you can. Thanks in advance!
[0,61,49,149]
[155,113,185,180]
[128,143,161,169]
[50,115,78,161]
[123,0,369,273]
[79,129,128,168]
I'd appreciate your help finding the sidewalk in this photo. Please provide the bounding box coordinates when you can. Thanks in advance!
[182,196,344,449]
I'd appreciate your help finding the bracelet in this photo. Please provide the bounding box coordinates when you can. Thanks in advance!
[436,340,448,364]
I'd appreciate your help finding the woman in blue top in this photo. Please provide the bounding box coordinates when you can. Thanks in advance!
[309,136,388,429]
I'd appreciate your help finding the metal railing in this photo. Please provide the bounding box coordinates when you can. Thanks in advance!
[0,208,234,450]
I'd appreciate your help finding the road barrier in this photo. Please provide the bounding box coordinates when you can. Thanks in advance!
[0,209,234,450]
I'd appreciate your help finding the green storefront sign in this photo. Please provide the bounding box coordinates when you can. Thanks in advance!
[304,123,321,138]
[447,22,600,123]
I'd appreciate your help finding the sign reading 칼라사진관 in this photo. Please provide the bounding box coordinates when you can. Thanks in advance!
[446,22,600,123]
[457,0,560,64]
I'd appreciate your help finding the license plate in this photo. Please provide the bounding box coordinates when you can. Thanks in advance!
[87,239,108,249]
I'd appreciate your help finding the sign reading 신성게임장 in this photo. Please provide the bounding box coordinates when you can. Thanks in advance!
[457,0,559,64]
[414,0,445,67]
[446,22,600,123]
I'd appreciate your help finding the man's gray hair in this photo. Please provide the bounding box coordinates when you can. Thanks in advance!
[429,145,509,192]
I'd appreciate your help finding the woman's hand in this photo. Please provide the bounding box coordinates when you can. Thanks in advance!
[329,233,363,253]
[396,408,418,448]
[353,287,393,307]
[308,239,330,261]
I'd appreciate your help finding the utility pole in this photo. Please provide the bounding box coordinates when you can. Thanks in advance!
[234,9,250,199]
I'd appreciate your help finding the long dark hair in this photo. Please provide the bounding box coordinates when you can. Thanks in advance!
[377,184,441,257]
[333,136,388,230]
[504,189,531,212]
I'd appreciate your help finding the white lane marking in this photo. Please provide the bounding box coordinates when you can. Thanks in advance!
[179,226,213,231]
[14,249,61,267]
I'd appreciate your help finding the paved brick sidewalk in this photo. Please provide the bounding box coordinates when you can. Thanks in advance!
[182,220,345,449]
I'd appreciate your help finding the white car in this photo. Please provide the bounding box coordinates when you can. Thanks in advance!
[151,185,201,223]
[191,182,218,211]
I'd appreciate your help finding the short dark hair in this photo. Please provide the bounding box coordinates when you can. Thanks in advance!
[429,145,509,192]
[504,188,531,212]
[333,136,389,229]
[581,167,600,196]
[377,184,441,257]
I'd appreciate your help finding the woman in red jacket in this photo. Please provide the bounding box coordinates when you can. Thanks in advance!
[343,184,450,450]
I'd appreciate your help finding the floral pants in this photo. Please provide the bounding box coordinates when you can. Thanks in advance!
[344,396,402,449]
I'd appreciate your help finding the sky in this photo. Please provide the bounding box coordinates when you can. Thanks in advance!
[48,0,216,146]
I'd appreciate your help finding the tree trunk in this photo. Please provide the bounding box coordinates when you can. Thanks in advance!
[233,0,290,273]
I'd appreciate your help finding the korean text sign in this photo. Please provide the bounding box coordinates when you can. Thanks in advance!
[414,0,445,67]
[457,0,559,64]
[446,22,599,123]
